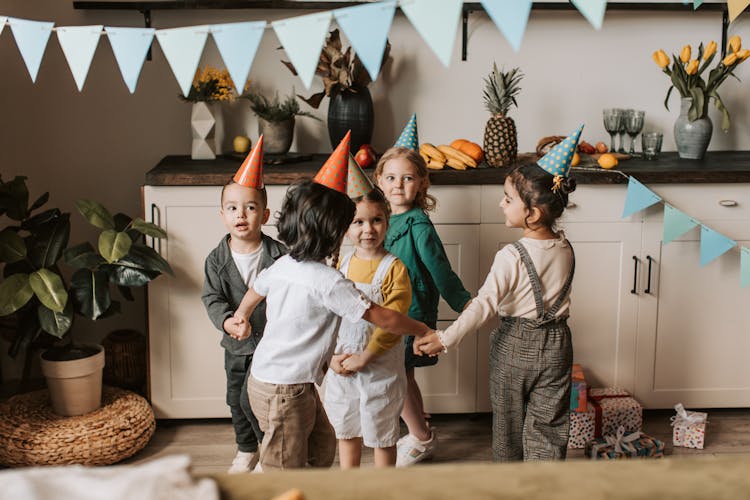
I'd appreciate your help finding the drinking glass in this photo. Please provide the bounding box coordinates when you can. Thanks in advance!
[641,132,663,160]
[625,110,645,156]
[617,108,632,153]
[602,109,623,154]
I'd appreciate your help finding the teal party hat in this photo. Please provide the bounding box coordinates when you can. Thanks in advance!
[394,113,419,151]
[536,124,584,179]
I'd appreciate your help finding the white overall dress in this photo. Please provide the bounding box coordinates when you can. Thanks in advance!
[323,252,407,448]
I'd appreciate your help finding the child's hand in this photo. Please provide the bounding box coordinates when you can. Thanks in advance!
[414,331,444,357]
[224,316,250,341]
[330,354,353,375]
[341,351,375,373]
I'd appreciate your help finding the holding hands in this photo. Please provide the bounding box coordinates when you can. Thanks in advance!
[330,351,376,375]
[225,315,251,341]
[413,330,445,356]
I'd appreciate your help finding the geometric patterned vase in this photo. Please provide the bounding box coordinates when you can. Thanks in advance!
[191,101,216,160]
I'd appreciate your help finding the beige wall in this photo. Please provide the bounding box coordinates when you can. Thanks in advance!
[1,1,749,381]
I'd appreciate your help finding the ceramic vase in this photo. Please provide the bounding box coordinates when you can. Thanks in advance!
[674,97,712,160]
[191,102,224,159]
[258,117,294,154]
[327,88,373,153]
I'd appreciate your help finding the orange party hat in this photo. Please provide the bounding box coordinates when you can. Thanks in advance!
[313,130,350,194]
[347,154,374,198]
[233,135,264,189]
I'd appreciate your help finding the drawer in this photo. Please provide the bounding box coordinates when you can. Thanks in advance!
[431,185,481,224]
[644,184,750,221]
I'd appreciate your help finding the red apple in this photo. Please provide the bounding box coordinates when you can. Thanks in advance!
[355,146,376,168]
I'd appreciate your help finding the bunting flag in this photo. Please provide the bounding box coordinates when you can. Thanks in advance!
[272,12,332,90]
[741,247,750,288]
[728,0,750,22]
[693,0,705,9]
[8,17,54,82]
[211,21,265,96]
[663,204,699,244]
[334,1,396,82]
[480,0,532,52]
[155,26,209,97]
[56,25,103,91]
[400,0,463,68]
[622,177,662,218]
[699,225,736,267]
[106,27,155,94]
[0,17,7,36]
[571,0,607,30]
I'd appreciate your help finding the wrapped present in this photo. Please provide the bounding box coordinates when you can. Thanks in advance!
[671,403,708,450]
[570,364,588,413]
[568,388,642,449]
[585,426,665,460]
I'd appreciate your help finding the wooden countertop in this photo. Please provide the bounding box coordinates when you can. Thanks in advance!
[145,151,750,186]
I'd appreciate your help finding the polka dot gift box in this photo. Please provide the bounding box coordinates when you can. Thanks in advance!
[671,403,708,450]
[568,388,643,449]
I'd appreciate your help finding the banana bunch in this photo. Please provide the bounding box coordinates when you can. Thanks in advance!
[419,143,477,170]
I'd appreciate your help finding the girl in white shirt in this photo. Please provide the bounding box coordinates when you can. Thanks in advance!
[232,179,428,471]
[416,130,580,462]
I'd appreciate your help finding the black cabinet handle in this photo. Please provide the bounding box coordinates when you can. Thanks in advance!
[150,203,161,253]
[645,255,653,294]
[631,256,639,295]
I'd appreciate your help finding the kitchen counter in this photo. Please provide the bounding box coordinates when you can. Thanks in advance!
[145,151,750,186]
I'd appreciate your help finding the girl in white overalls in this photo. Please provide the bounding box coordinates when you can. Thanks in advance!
[324,188,412,468]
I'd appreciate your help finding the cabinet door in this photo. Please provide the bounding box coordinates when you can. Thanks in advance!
[636,220,750,408]
[415,224,480,413]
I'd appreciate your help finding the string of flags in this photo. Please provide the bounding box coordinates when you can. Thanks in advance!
[2,0,748,96]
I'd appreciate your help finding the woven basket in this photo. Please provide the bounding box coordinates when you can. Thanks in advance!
[0,386,155,467]
[102,329,147,392]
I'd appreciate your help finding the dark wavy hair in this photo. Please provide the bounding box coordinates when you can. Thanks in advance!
[277,179,356,262]
[506,163,577,230]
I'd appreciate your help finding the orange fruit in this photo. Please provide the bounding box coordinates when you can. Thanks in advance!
[571,152,581,167]
[597,153,618,169]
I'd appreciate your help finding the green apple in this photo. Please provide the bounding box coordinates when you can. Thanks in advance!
[233,135,251,154]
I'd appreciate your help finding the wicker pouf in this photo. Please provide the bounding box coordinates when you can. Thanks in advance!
[0,386,155,467]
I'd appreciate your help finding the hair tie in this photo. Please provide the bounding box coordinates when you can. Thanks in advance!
[552,175,564,193]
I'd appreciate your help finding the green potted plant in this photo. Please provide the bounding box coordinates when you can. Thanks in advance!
[242,90,320,154]
[0,176,172,416]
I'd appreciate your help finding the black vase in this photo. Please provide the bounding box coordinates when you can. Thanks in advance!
[327,88,374,153]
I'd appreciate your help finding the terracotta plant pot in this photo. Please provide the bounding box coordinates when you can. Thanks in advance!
[40,344,105,417]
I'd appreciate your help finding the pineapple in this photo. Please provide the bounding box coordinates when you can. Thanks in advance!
[483,64,523,167]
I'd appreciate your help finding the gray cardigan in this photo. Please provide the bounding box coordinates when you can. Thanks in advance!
[201,233,287,355]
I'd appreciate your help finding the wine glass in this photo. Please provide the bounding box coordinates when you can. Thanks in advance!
[602,109,623,153]
[625,110,645,156]
[617,108,631,153]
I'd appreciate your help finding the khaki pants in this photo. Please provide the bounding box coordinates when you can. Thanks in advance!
[248,375,336,470]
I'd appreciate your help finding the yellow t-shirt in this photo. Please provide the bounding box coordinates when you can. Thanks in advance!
[343,254,412,355]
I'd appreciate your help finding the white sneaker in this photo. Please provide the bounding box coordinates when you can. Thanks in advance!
[396,429,437,467]
[251,462,263,474]
[228,451,259,474]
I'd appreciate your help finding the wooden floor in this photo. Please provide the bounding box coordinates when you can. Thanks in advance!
[127,409,750,475]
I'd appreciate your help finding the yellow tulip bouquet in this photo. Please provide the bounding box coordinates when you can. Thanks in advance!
[652,36,749,131]
[181,66,238,102]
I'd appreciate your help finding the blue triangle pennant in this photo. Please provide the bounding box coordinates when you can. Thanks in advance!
[663,204,699,244]
[622,177,662,219]
[400,0,463,68]
[699,225,736,267]
[570,0,607,30]
[56,25,103,91]
[155,26,209,97]
[480,0,532,52]
[8,17,54,82]
[0,17,7,37]
[273,12,332,90]
[334,1,396,82]
[211,21,265,96]
[741,247,750,288]
[694,0,705,9]
[106,27,155,94]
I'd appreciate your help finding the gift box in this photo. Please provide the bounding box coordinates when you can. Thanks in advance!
[671,403,708,450]
[568,388,643,449]
[585,427,665,460]
[570,364,588,413]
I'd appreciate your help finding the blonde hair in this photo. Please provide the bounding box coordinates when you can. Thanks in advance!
[374,147,436,212]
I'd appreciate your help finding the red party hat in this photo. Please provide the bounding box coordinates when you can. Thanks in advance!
[313,130,350,194]
[233,135,264,189]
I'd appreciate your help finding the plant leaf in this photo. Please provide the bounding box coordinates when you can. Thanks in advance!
[688,87,705,121]
[27,212,70,268]
[0,273,34,315]
[3,259,33,278]
[0,228,26,264]
[29,268,68,313]
[71,268,111,320]
[710,90,731,131]
[300,91,326,109]
[117,285,134,301]
[97,300,121,319]
[128,244,174,276]
[75,199,115,230]
[113,212,133,232]
[281,59,298,76]
[664,85,674,111]
[0,176,30,221]
[21,208,62,231]
[38,300,73,338]
[29,192,49,212]
[104,263,159,287]
[8,309,41,359]
[131,218,167,239]
[99,230,132,263]
[63,241,105,269]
